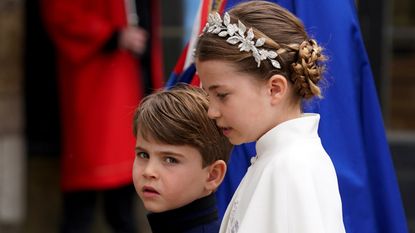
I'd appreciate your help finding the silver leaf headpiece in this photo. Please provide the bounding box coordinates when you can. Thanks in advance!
[202,12,281,69]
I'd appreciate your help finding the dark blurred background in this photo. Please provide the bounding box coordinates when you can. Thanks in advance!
[0,0,414,232]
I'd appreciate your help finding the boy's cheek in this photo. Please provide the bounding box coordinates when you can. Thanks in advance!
[132,163,141,186]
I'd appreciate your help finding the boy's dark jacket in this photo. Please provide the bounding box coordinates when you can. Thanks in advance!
[147,193,220,233]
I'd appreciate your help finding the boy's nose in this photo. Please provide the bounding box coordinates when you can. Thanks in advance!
[142,161,158,179]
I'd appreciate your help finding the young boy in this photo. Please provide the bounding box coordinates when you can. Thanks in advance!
[132,84,232,233]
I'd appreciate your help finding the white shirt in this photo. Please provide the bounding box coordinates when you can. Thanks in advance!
[220,114,346,233]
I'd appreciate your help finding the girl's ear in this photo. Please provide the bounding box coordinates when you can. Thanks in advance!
[267,74,288,105]
[205,160,227,192]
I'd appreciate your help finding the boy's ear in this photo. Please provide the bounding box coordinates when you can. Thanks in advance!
[205,160,227,192]
[267,74,288,105]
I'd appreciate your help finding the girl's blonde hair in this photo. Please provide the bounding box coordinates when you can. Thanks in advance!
[195,1,326,99]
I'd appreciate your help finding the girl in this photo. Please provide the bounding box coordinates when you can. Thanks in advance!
[195,1,346,233]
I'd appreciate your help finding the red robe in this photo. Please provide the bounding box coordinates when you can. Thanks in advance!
[41,0,163,191]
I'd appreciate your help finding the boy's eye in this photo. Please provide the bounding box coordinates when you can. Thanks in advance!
[165,157,178,164]
[137,152,149,159]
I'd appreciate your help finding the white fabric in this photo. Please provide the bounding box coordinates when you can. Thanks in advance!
[124,0,138,26]
[184,0,202,68]
[220,113,346,233]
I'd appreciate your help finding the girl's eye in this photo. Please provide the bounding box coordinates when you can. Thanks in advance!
[216,93,228,100]
[165,157,178,164]
[137,152,149,159]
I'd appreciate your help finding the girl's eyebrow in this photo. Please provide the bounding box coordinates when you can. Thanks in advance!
[208,84,221,91]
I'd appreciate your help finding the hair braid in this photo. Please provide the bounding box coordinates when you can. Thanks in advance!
[195,1,327,100]
[291,39,326,99]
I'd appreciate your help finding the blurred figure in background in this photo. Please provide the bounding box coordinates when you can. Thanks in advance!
[40,0,164,232]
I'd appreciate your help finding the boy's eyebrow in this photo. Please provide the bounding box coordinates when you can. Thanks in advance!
[159,150,185,158]
[135,146,186,158]
[135,146,147,152]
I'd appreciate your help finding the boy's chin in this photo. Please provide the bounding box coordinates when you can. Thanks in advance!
[143,203,167,213]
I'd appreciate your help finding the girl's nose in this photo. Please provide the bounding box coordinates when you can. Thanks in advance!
[207,105,221,119]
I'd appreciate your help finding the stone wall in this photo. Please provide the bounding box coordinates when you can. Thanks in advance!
[0,0,26,232]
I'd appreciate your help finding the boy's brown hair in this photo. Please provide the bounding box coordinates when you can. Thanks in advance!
[133,83,232,167]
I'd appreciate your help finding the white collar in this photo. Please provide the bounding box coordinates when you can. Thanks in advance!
[253,113,321,164]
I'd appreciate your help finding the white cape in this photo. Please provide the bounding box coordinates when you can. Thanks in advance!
[220,114,346,233]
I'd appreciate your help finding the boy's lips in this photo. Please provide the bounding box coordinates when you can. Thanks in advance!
[142,185,160,198]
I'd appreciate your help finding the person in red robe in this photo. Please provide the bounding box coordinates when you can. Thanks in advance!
[41,0,164,232]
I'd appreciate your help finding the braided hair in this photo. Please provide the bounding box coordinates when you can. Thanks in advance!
[195,1,326,100]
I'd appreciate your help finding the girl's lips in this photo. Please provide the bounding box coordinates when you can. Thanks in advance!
[142,186,160,198]
[221,127,232,136]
